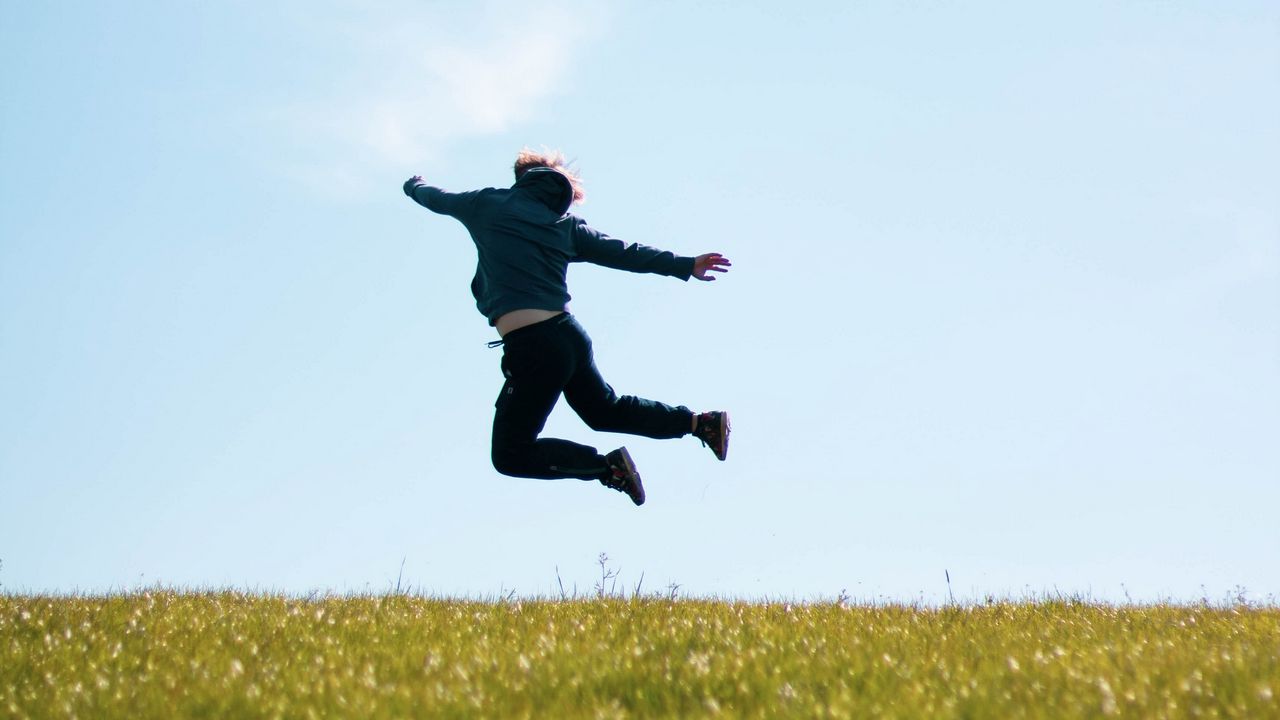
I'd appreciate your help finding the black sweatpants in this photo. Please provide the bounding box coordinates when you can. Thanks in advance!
[491,313,692,480]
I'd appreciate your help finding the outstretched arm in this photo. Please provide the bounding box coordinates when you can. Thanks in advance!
[403,175,426,199]
[572,222,699,280]
[692,253,732,281]
[403,175,482,220]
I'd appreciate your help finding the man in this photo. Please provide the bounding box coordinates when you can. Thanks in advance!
[403,149,730,506]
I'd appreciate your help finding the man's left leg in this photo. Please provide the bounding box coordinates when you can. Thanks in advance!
[491,332,607,480]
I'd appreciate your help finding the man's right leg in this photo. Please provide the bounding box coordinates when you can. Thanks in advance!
[559,317,694,440]
[560,320,729,460]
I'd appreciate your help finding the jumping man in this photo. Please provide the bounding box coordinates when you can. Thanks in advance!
[403,149,731,506]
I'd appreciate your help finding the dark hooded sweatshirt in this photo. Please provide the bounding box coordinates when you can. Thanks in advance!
[404,168,695,326]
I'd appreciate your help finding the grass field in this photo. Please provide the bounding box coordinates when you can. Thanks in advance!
[3,592,1278,718]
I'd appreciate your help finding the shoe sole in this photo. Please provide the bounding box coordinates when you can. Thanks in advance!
[715,412,730,461]
[615,447,645,506]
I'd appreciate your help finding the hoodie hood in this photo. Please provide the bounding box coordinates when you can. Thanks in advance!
[513,167,574,215]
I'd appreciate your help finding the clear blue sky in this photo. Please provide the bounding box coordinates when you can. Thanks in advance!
[2,1,1277,602]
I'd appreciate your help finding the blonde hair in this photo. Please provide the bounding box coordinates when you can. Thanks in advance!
[513,147,585,204]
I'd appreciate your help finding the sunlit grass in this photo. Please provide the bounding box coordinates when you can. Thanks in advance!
[3,592,1277,718]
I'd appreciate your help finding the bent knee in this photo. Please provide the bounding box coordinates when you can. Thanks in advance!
[491,443,534,478]
[491,451,520,478]
[578,404,624,433]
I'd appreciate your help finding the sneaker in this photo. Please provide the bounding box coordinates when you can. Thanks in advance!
[694,411,730,461]
[601,447,645,506]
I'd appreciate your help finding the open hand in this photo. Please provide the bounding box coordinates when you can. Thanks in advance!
[693,253,732,281]
[407,175,423,184]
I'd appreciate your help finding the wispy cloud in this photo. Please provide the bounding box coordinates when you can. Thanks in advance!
[268,1,607,196]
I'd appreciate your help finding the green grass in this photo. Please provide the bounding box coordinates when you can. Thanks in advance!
[3,592,1278,718]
